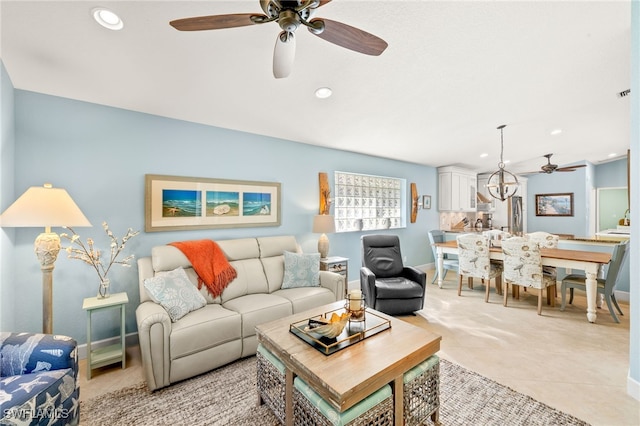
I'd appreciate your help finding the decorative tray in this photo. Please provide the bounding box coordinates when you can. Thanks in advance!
[289,308,391,355]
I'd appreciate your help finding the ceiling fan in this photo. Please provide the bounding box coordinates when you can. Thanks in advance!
[536,153,587,174]
[169,0,388,79]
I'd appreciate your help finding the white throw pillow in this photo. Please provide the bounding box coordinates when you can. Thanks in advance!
[281,251,320,289]
[144,267,207,322]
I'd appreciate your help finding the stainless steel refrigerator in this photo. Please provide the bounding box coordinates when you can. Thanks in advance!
[508,196,523,236]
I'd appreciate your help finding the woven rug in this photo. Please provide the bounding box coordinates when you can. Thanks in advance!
[80,357,589,425]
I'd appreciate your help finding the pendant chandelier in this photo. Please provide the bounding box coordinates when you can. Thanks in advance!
[487,124,519,201]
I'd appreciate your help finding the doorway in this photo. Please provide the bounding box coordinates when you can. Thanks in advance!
[597,187,629,231]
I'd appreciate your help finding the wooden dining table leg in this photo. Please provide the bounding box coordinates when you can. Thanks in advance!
[584,269,599,323]
[436,249,445,288]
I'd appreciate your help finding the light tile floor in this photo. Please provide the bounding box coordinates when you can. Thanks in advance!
[80,270,640,425]
[402,271,639,426]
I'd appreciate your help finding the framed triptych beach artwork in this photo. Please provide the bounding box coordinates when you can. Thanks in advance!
[145,174,281,232]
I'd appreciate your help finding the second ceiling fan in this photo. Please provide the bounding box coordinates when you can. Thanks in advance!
[169,0,388,79]
[537,153,586,174]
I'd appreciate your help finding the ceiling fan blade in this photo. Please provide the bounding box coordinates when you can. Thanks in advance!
[273,31,296,79]
[308,18,388,56]
[556,164,587,172]
[170,13,264,31]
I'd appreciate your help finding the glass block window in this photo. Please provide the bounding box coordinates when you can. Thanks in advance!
[334,171,406,233]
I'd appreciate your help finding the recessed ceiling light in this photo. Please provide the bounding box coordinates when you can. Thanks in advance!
[92,8,123,30]
[550,129,562,136]
[608,153,617,157]
[480,153,489,158]
[315,87,332,99]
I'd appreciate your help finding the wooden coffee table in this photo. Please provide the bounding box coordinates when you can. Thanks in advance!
[255,301,441,426]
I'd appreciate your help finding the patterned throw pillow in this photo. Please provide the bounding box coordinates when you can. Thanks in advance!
[144,267,207,322]
[281,251,320,289]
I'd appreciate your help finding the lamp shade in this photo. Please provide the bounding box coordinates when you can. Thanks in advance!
[0,184,91,228]
[312,214,335,234]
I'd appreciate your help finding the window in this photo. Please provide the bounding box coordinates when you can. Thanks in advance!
[334,171,406,232]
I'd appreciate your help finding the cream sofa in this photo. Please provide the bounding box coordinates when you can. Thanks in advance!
[136,235,345,391]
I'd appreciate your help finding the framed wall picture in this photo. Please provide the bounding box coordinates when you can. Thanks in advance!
[535,193,574,217]
[145,174,281,232]
[422,195,431,209]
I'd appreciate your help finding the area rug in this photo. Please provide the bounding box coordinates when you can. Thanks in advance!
[80,357,589,425]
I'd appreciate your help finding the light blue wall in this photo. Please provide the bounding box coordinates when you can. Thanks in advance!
[11,89,440,343]
[628,0,639,398]
[596,158,629,188]
[525,164,593,237]
[0,61,16,332]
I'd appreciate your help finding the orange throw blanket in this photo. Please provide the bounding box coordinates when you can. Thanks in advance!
[169,240,237,298]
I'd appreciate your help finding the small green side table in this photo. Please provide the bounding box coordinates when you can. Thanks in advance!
[82,292,128,380]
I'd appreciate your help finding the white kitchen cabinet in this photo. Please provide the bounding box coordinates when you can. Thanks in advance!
[476,173,495,212]
[438,166,477,212]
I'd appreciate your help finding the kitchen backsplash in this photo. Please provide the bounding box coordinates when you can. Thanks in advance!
[439,212,477,230]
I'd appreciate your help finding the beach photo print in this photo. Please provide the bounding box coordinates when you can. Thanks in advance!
[145,174,281,232]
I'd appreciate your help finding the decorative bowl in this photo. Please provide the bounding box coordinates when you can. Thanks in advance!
[305,313,351,338]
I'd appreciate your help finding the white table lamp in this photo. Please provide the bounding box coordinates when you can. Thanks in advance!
[0,183,91,333]
[313,214,336,259]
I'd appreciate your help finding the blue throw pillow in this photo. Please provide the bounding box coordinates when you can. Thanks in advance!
[281,251,320,289]
[144,267,207,322]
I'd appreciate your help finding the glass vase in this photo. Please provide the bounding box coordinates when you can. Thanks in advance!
[98,278,110,299]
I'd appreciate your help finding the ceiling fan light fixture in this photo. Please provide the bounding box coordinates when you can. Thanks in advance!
[315,87,332,99]
[92,8,123,31]
[486,124,519,202]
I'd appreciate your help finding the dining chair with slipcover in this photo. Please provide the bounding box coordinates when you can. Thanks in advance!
[525,231,560,249]
[428,230,458,285]
[456,234,503,302]
[526,231,560,297]
[560,240,629,323]
[482,229,511,241]
[501,237,557,315]
[360,234,426,315]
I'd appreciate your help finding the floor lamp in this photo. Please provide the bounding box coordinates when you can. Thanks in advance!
[0,183,91,334]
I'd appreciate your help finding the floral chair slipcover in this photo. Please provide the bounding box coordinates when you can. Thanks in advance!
[526,231,560,283]
[501,237,557,315]
[456,234,503,302]
[481,229,511,241]
[0,332,79,425]
[525,232,560,249]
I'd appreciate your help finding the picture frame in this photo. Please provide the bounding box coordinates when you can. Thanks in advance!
[535,192,574,217]
[422,195,431,210]
[145,174,281,232]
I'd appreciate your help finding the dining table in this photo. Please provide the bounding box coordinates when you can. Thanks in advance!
[433,240,612,323]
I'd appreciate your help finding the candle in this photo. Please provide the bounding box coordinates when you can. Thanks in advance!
[349,289,362,311]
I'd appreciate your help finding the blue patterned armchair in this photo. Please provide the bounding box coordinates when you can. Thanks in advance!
[0,332,79,425]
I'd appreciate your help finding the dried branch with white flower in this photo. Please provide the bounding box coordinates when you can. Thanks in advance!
[61,222,140,284]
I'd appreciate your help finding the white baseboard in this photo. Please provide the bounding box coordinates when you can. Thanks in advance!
[628,372,640,401]
[77,332,139,360]
[615,290,630,303]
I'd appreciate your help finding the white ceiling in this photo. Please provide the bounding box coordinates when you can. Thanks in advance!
[1,1,631,174]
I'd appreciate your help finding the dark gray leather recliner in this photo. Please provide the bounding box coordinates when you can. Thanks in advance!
[360,234,426,315]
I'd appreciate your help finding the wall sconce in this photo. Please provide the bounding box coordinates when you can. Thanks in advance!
[319,172,331,215]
